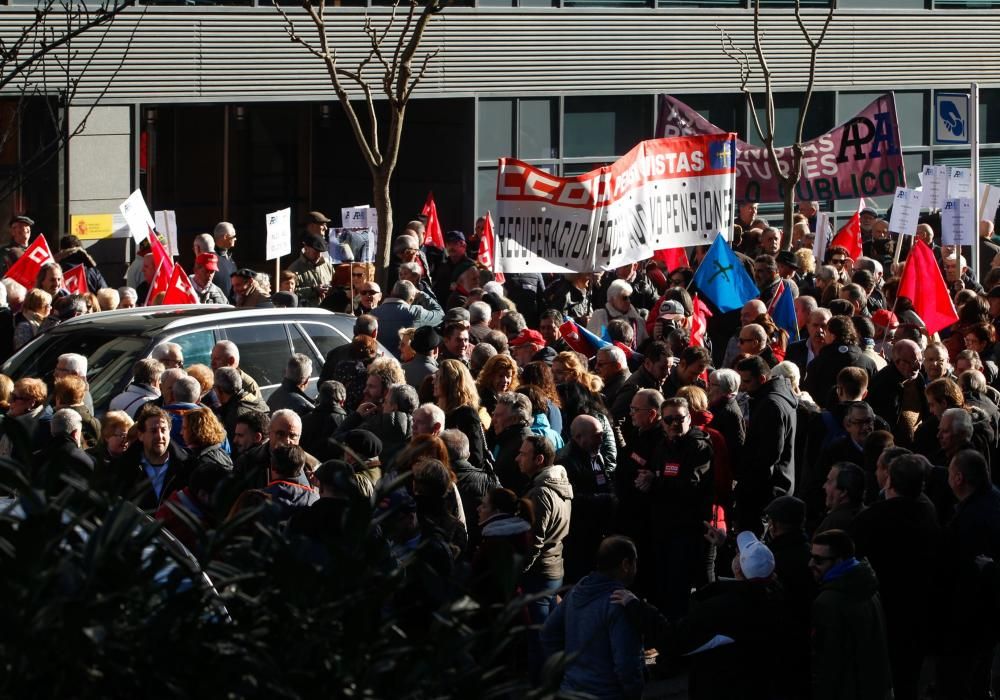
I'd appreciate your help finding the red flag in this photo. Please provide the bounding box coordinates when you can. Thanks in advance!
[162,264,198,305]
[898,239,958,335]
[654,247,690,272]
[147,229,174,276]
[63,264,88,296]
[420,192,445,249]
[691,293,713,348]
[144,261,172,306]
[829,199,864,261]
[3,235,54,290]
[477,212,505,283]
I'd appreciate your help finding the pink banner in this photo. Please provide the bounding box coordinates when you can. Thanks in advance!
[655,93,906,204]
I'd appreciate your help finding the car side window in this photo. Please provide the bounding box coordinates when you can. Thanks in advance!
[296,322,348,373]
[222,324,292,388]
[170,330,216,369]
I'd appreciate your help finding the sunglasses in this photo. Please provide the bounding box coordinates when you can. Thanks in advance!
[831,258,847,265]
[662,414,688,424]
[360,290,378,296]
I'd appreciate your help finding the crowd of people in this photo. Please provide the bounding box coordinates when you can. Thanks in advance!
[3,199,1000,699]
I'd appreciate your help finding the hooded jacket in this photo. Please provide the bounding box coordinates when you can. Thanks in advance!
[651,426,713,533]
[267,378,315,417]
[263,477,319,520]
[739,376,797,497]
[109,382,161,418]
[524,464,574,579]
[811,559,892,700]
[540,572,643,700]
[471,513,533,605]
[588,302,648,347]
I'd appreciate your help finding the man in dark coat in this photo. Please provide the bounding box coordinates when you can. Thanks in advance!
[98,406,192,510]
[300,380,348,459]
[34,408,95,495]
[735,355,797,535]
[867,339,922,436]
[267,354,316,417]
[802,315,878,409]
[851,453,940,700]
[809,529,892,700]
[642,397,713,619]
[610,340,671,444]
[488,392,533,494]
[431,231,475,306]
[557,415,616,583]
[932,449,1000,700]
[214,367,270,441]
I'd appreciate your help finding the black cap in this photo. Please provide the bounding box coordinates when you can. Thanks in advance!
[302,233,328,252]
[232,268,256,279]
[272,291,298,307]
[9,215,33,226]
[411,325,442,354]
[444,230,466,243]
[764,495,806,526]
[306,210,331,224]
[342,429,382,461]
[482,291,504,313]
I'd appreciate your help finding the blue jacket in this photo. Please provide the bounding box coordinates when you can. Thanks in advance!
[541,572,643,700]
[370,297,445,359]
[530,413,564,451]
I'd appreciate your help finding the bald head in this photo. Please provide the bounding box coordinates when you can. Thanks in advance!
[741,299,767,325]
[892,338,922,380]
[571,414,604,454]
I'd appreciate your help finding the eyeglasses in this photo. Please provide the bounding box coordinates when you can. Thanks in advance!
[831,258,847,265]
[629,405,652,413]
[360,290,378,296]
[662,414,688,424]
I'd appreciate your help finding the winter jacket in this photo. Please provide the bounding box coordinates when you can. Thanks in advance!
[452,458,500,538]
[803,343,878,409]
[541,572,643,700]
[217,389,271,440]
[558,440,616,582]
[109,382,160,418]
[266,378,315,417]
[300,403,348,458]
[402,354,438,391]
[99,441,193,510]
[588,303,648,347]
[262,478,319,520]
[287,255,334,307]
[651,427,714,534]
[370,297,445,359]
[336,409,412,457]
[811,559,892,700]
[188,443,234,471]
[490,424,532,494]
[470,513,534,605]
[529,412,564,451]
[57,247,108,293]
[33,434,95,495]
[543,277,592,323]
[736,377,797,522]
[446,404,486,470]
[524,464,574,580]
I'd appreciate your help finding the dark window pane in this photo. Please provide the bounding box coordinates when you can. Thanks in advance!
[564,95,651,158]
[747,92,835,147]
[478,168,498,219]
[170,330,215,369]
[479,99,513,161]
[838,91,925,147]
[518,98,558,159]
[223,323,292,390]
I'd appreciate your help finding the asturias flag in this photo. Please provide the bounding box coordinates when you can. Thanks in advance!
[691,234,759,313]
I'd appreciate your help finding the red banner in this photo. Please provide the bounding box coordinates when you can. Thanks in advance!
[162,264,198,305]
[655,93,905,204]
[63,264,88,296]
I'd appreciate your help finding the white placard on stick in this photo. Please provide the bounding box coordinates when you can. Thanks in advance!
[941,198,976,246]
[949,167,973,200]
[119,189,155,243]
[154,210,178,258]
[889,187,923,236]
[980,184,1000,223]
[920,165,949,210]
[341,205,378,232]
[265,207,292,261]
[813,212,831,264]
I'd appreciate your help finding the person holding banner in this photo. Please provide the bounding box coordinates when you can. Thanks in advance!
[56,235,107,294]
[0,215,33,276]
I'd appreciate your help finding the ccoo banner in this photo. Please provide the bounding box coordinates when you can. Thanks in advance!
[495,134,738,273]
[655,93,906,204]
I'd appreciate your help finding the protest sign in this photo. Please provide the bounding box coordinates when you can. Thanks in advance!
[980,184,1000,223]
[888,187,923,236]
[119,190,155,243]
[919,165,949,210]
[495,134,737,273]
[656,94,905,204]
[265,208,292,261]
[949,167,973,199]
[341,206,378,232]
[154,210,179,258]
[941,198,975,246]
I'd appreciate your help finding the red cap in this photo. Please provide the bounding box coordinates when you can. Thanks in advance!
[510,328,546,348]
[872,309,899,329]
[195,252,219,271]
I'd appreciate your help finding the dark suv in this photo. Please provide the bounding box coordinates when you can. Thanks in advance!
[2,305,375,414]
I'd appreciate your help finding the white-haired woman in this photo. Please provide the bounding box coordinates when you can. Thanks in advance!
[770,360,818,411]
[587,278,647,346]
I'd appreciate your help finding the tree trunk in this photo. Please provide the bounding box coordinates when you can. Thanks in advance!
[373,171,393,290]
[782,180,796,250]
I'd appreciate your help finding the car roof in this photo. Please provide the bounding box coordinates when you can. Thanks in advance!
[44,304,352,336]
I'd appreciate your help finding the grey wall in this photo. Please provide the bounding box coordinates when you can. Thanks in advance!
[2,8,1000,104]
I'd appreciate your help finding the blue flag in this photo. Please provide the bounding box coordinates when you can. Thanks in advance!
[691,234,759,313]
[771,281,800,342]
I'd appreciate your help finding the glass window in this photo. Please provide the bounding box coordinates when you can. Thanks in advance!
[169,330,215,369]
[980,89,1000,144]
[564,95,652,158]
[297,322,348,372]
[566,0,650,6]
[478,99,513,161]
[932,0,994,7]
[658,0,742,6]
[222,323,291,390]
[478,168,498,219]
[518,98,558,160]
[838,91,925,148]
[841,0,924,7]
[933,149,1000,187]
[747,92,835,148]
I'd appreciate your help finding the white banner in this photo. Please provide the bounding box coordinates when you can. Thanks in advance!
[265,207,292,261]
[495,135,738,273]
[813,212,832,266]
[154,210,178,258]
[889,187,923,236]
[119,189,155,243]
[941,198,976,246]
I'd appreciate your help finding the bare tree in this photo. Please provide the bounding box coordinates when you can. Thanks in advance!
[274,0,444,289]
[720,0,833,246]
[0,0,140,205]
